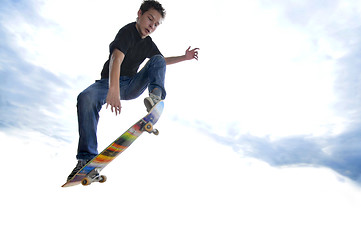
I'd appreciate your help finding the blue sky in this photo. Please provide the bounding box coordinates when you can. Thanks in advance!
[0,0,75,140]
[2,0,361,239]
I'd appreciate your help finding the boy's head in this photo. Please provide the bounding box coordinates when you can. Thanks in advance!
[136,0,166,38]
[139,0,166,19]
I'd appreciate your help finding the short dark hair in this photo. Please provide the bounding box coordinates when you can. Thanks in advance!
[140,0,166,19]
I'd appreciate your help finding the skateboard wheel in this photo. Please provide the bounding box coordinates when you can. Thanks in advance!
[153,129,159,135]
[99,175,107,183]
[81,177,91,186]
[144,122,153,132]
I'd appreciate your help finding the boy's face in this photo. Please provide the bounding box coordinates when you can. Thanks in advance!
[136,8,162,38]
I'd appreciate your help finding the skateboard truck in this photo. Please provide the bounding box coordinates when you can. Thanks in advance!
[144,122,159,135]
[81,168,107,186]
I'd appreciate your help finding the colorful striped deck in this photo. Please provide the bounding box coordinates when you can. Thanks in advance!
[62,101,164,187]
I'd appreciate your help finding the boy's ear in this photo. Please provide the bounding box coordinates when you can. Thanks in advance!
[137,9,143,17]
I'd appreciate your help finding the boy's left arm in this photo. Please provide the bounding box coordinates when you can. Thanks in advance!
[164,46,199,65]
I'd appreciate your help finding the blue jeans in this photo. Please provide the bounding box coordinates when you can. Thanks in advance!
[76,55,166,160]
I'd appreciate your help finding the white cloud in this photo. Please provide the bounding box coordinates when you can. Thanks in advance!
[2,121,361,239]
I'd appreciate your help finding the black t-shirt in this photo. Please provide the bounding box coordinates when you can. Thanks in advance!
[100,22,162,78]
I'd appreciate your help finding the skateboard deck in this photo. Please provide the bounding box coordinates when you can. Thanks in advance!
[62,101,164,187]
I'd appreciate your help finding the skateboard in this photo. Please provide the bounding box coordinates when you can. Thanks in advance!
[62,101,164,187]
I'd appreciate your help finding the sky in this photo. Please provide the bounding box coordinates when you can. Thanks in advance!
[1,0,361,239]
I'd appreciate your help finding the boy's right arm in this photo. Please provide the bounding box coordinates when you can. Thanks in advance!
[106,49,125,116]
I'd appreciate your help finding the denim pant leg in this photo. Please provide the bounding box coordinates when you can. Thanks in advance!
[120,55,167,100]
[76,79,108,160]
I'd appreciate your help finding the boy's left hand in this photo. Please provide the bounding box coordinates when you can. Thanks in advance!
[185,46,199,61]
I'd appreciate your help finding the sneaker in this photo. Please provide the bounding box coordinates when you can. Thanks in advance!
[67,159,90,181]
[144,93,161,112]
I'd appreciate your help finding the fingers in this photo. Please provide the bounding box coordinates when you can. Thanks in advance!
[106,102,122,116]
[115,106,121,115]
[113,105,121,115]
[191,48,199,60]
[187,46,200,60]
[194,50,199,60]
[186,46,200,53]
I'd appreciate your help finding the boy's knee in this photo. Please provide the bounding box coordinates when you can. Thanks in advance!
[77,91,96,110]
[77,91,88,105]
[150,54,166,66]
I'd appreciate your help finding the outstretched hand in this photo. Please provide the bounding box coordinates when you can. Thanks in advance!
[185,46,199,61]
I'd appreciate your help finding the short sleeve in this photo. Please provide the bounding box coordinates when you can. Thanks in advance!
[109,25,134,55]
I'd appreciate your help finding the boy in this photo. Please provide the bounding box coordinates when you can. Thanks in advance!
[67,0,199,180]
